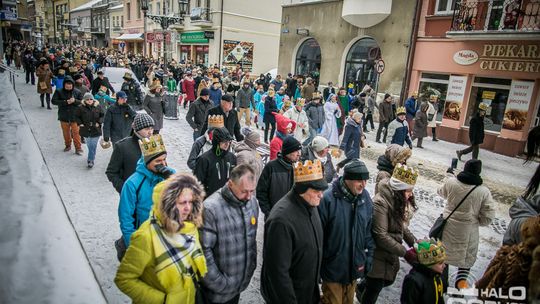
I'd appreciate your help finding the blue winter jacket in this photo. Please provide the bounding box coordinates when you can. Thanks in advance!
[405,97,419,120]
[388,118,412,147]
[209,87,223,106]
[52,75,65,89]
[318,178,375,284]
[118,157,175,246]
[340,117,362,160]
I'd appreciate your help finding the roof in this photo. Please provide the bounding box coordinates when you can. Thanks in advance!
[116,33,144,41]
[109,4,124,10]
[71,0,103,13]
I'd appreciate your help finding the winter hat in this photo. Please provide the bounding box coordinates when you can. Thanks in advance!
[274,113,296,134]
[139,135,167,164]
[73,73,83,81]
[311,136,329,153]
[415,238,447,266]
[281,136,302,156]
[242,127,260,149]
[390,163,419,191]
[116,91,127,99]
[133,113,155,132]
[82,92,94,101]
[457,159,483,186]
[221,94,234,103]
[343,159,370,181]
[200,88,210,96]
[384,93,391,101]
[212,127,233,146]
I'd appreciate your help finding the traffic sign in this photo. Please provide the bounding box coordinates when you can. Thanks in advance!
[375,59,385,74]
[119,42,126,48]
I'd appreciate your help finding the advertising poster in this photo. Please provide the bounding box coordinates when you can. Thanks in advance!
[222,40,254,71]
[443,75,467,121]
[502,80,534,131]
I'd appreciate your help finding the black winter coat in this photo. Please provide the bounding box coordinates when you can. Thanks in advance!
[256,155,294,217]
[194,149,237,197]
[91,76,115,95]
[200,106,244,141]
[469,113,485,145]
[74,103,104,138]
[264,97,278,124]
[103,103,137,144]
[400,264,446,304]
[51,76,83,122]
[305,102,325,130]
[261,190,323,304]
[319,179,375,284]
[105,134,141,193]
[186,97,213,131]
[120,79,144,107]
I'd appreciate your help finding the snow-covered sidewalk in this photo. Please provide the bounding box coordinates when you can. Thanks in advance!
[0,72,106,304]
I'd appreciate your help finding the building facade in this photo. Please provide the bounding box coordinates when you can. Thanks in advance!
[277,0,416,95]
[408,0,540,156]
[109,3,124,49]
[71,0,102,47]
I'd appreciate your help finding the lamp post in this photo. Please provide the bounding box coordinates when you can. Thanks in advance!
[139,0,149,57]
[77,17,82,46]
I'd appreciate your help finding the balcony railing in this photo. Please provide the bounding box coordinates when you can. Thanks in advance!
[449,0,539,33]
[190,7,212,24]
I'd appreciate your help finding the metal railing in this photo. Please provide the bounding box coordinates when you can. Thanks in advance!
[450,0,540,32]
[0,63,19,91]
[190,7,212,23]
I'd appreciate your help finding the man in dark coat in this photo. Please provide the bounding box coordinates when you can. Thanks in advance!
[257,136,302,218]
[261,159,328,304]
[318,160,375,303]
[303,93,325,146]
[457,103,486,160]
[194,127,237,196]
[106,113,154,193]
[120,72,144,110]
[200,94,244,141]
[285,73,297,98]
[91,70,115,95]
[103,91,137,146]
[51,75,84,154]
[376,93,394,143]
[186,87,212,140]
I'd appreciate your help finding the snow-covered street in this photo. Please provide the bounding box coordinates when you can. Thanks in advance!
[3,68,536,303]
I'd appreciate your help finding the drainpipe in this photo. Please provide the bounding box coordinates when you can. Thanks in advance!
[400,0,422,106]
[218,0,224,67]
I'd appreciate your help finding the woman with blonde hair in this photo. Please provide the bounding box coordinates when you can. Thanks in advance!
[115,173,207,304]
[197,79,209,97]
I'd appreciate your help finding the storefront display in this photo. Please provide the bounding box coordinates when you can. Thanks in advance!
[418,73,448,122]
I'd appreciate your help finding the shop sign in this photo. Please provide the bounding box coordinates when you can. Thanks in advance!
[443,75,467,121]
[146,32,171,43]
[502,80,534,131]
[204,31,214,39]
[453,50,478,65]
[222,40,254,71]
[180,32,208,44]
[479,44,540,73]
[481,91,496,100]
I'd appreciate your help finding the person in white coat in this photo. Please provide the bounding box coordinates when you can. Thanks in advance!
[320,94,341,146]
[283,98,309,142]
[427,95,439,141]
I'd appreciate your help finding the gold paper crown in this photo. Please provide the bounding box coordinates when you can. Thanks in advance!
[396,106,406,115]
[138,135,167,158]
[391,163,419,186]
[312,91,322,99]
[294,160,324,183]
[479,103,488,111]
[415,238,447,266]
[208,115,225,129]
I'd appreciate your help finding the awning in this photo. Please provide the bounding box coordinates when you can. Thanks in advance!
[116,33,143,41]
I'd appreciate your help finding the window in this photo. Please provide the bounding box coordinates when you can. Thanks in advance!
[295,38,321,85]
[127,2,131,20]
[435,0,456,15]
[137,1,141,19]
[148,3,153,15]
[418,73,450,122]
[156,2,161,15]
[121,16,124,27]
[465,77,511,132]
[343,38,379,95]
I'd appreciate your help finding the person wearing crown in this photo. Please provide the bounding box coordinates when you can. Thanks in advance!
[194,127,237,197]
[187,114,225,171]
[387,106,413,149]
[116,135,176,261]
[261,159,328,304]
[318,159,375,304]
[121,71,144,111]
[400,238,447,304]
[359,164,419,304]
[200,94,244,142]
[302,136,336,183]
[456,103,487,161]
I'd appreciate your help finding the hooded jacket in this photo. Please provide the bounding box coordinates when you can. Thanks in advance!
[193,141,237,197]
[200,186,258,303]
[186,96,213,131]
[256,154,295,217]
[91,76,114,95]
[340,117,363,160]
[400,263,445,304]
[103,101,137,144]
[319,178,375,284]
[106,134,142,193]
[305,101,325,130]
[187,133,212,171]
[118,157,175,246]
[269,113,297,160]
[51,75,83,122]
[74,101,104,138]
[503,194,540,245]
[236,86,255,109]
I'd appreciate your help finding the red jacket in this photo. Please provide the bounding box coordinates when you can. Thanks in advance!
[269,113,297,160]
[182,77,196,101]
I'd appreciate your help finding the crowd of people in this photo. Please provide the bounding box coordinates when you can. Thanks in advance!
[8,39,540,304]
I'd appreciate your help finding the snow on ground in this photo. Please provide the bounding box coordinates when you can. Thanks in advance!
[0,72,106,304]
[11,67,534,303]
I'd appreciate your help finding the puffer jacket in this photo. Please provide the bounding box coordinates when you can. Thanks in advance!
[368,178,416,282]
[319,178,375,284]
[193,148,237,197]
[503,194,540,245]
[74,101,104,138]
[305,102,325,130]
[103,102,137,144]
[340,117,362,160]
[256,155,295,217]
[301,146,335,183]
[438,176,496,268]
[118,158,175,246]
[209,86,222,106]
[388,118,412,147]
[235,142,263,181]
[51,76,83,122]
[283,106,309,142]
[200,186,258,303]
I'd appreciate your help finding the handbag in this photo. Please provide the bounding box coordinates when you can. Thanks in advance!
[429,185,478,240]
[428,113,435,121]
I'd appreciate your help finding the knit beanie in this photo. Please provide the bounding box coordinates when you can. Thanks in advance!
[133,113,155,132]
[457,159,483,186]
[281,136,302,156]
[343,159,370,181]
[200,88,210,96]
[82,92,94,101]
[212,127,233,146]
[311,136,329,153]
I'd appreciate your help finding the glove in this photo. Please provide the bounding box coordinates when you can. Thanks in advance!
[446,167,455,175]
[155,164,173,179]
[104,137,110,142]
[408,144,413,150]
[404,247,418,265]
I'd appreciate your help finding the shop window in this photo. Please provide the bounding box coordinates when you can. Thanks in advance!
[418,73,449,122]
[295,38,321,86]
[195,45,209,66]
[435,0,457,15]
[465,77,511,132]
[343,37,379,95]
[126,2,131,20]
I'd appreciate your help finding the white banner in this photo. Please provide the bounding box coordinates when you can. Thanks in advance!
[502,80,534,131]
[443,75,468,121]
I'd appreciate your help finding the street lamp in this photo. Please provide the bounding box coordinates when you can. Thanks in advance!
[140,0,149,57]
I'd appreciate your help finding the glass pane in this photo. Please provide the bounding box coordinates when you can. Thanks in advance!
[419,80,448,122]
[295,38,321,86]
[465,86,510,132]
[437,0,449,12]
[344,38,379,94]
[421,73,450,81]
[473,77,511,86]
